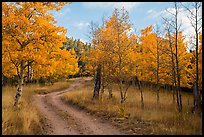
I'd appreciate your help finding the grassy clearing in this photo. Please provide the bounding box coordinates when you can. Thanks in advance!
[2,79,70,135]
[34,79,70,94]
[61,79,202,135]
[2,85,42,135]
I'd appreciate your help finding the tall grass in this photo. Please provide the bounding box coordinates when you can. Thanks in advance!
[62,80,202,135]
[33,80,70,94]
[2,80,70,135]
[2,85,41,135]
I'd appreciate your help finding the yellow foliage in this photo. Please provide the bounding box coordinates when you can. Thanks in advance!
[2,2,78,80]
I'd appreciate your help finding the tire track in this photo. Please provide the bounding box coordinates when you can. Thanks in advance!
[33,79,124,135]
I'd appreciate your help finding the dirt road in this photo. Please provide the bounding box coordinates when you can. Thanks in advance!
[33,79,125,135]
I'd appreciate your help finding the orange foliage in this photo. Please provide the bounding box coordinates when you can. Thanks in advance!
[2,2,78,80]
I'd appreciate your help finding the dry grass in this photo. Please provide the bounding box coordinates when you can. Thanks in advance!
[62,79,202,135]
[34,79,70,94]
[2,85,42,135]
[2,79,70,135]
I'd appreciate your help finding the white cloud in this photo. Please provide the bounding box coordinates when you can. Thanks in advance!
[146,9,164,19]
[147,9,154,14]
[160,7,202,49]
[82,2,142,12]
[80,38,89,44]
[75,21,90,30]
[54,7,71,19]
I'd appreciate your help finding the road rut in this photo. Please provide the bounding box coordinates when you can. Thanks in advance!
[33,79,124,135]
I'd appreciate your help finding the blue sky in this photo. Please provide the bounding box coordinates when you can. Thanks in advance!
[52,2,200,45]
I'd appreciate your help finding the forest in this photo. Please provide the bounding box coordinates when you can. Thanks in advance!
[2,2,202,135]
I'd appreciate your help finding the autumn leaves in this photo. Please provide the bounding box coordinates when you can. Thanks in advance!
[2,2,202,112]
[2,2,78,109]
[83,7,202,110]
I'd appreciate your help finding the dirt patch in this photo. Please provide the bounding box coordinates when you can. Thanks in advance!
[61,97,162,135]
[33,79,125,135]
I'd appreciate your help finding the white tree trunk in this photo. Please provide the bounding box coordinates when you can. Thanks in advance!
[14,61,24,110]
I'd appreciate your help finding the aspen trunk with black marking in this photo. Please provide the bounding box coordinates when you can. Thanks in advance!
[14,61,24,110]
[156,45,160,104]
[100,64,105,101]
[92,65,101,100]
[27,61,33,83]
[135,76,140,90]
[175,3,182,112]
[182,1,202,114]
[194,2,201,113]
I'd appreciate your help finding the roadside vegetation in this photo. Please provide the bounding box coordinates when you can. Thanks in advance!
[2,2,202,135]
[2,85,42,135]
[2,80,70,135]
[61,79,202,135]
[33,79,70,94]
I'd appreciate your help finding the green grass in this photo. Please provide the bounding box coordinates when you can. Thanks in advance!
[61,79,202,135]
